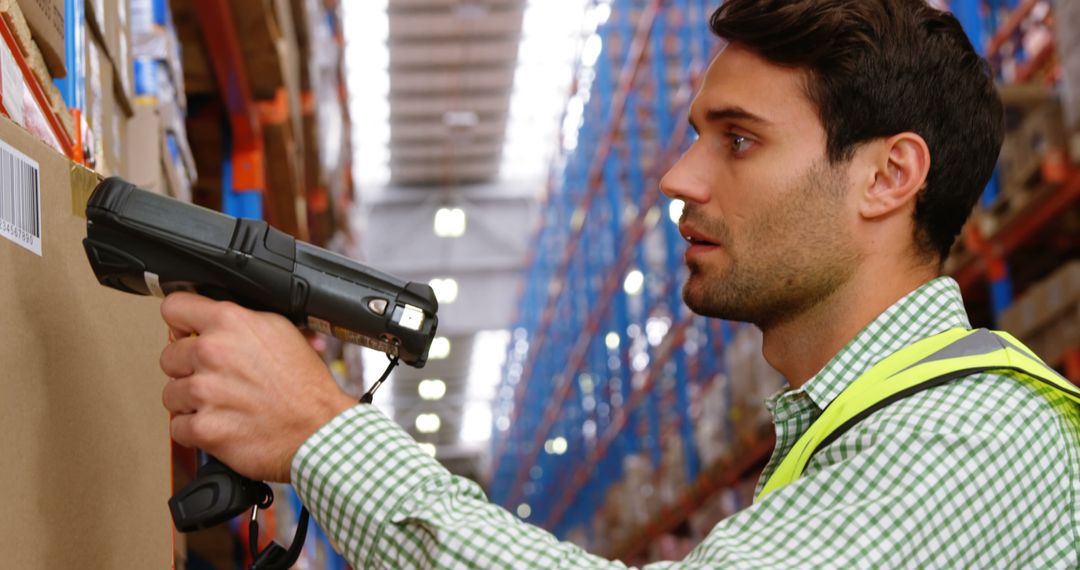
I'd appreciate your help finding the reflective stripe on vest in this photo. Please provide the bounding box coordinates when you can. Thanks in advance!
[756,328,1080,502]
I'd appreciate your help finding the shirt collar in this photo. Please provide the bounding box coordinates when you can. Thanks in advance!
[796,276,971,410]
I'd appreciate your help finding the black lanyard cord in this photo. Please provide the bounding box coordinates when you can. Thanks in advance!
[249,354,399,568]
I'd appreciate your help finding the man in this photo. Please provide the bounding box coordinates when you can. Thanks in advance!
[158,0,1080,567]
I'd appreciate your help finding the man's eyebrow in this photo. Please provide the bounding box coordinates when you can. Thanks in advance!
[691,106,773,128]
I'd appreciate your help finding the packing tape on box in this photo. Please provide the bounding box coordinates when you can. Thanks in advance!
[70,163,102,218]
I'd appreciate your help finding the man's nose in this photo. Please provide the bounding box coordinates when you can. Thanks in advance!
[659,150,710,204]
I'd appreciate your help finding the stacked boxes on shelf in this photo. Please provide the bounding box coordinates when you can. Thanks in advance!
[1000,261,1080,367]
[297,0,351,246]
[1055,0,1080,159]
[489,0,777,561]
[91,0,135,169]
[129,0,195,201]
[978,84,1070,235]
[985,0,1057,85]
[0,0,73,151]
[947,0,1079,362]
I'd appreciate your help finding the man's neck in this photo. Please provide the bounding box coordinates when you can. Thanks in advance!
[760,262,939,389]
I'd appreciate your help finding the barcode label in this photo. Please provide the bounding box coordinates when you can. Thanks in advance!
[0,138,42,256]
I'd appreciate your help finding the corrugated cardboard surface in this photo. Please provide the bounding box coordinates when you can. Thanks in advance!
[14,0,63,77]
[0,115,171,568]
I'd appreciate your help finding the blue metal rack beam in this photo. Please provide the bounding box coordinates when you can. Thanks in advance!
[542,55,706,532]
[490,0,663,496]
[492,1,764,549]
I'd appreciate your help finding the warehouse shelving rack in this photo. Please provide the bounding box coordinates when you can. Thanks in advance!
[191,0,265,199]
[949,0,1080,383]
[488,0,775,554]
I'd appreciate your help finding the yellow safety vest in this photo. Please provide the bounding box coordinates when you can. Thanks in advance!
[757,328,1080,501]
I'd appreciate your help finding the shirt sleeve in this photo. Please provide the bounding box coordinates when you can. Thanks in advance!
[292,373,1079,569]
[291,404,633,569]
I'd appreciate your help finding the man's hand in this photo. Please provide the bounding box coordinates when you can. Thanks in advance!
[158,292,357,483]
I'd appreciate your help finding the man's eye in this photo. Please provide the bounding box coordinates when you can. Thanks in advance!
[730,135,753,154]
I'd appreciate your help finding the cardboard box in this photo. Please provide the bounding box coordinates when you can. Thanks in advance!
[125,100,166,194]
[0,0,34,57]
[84,0,110,61]
[0,114,172,568]
[996,85,1069,204]
[0,18,64,152]
[84,30,113,172]
[1000,261,1080,340]
[103,57,126,176]
[0,2,73,145]
[95,0,132,116]
[1027,304,1080,368]
[14,0,63,77]
[83,27,127,177]
[1055,0,1080,132]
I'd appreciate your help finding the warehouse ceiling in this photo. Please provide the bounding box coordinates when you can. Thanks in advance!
[387,0,522,186]
[342,0,592,482]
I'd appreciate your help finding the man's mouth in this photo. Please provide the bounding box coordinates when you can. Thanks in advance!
[678,223,720,247]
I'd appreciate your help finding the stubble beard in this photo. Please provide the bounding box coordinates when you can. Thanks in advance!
[681,161,860,330]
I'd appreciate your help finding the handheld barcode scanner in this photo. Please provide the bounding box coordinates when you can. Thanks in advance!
[82,177,439,569]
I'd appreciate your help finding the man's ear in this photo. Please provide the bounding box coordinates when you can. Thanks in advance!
[857,132,931,219]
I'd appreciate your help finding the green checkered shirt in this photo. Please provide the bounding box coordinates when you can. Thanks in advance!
[292,277,1080,568]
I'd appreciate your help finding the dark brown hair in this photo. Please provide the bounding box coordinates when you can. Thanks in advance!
[711,0,1004,262]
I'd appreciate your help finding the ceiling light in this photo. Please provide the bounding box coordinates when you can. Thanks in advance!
[595,2,612,25]
[544,437,569,455]
[467,329,511,400]
[496,415,511,431]
[578,374,594,393]
[624,269,644,296]
[605,331,621,350]
[460,402,492,444]
[632,352,650,372]
[582,33,603,67]
[646,317,671,347]
[428,336,451,360]
[418,379,447,401]
[443,110,479,129]
[429,278,459,304]
[454,4,489,19]
[434,207,467,238]
[415,413,441,433]
[418,443,437,457]
[516,503,531,518]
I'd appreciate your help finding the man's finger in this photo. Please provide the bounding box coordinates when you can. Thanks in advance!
[169,413,197,449]
[160,335,198,379]
[160,291,228,337]
[162,376,201,415]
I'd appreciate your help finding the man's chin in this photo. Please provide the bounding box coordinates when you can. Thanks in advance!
[681,274,751,321]
[681,279,718,317]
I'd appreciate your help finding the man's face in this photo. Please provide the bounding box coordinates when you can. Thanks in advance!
[660,45,861,329]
